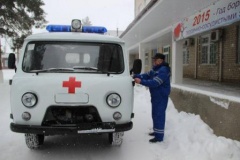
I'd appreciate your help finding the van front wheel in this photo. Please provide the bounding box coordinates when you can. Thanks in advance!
[25,133,45,149]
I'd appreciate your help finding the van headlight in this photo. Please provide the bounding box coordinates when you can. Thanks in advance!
[106,93,121,108]
[22,92,38,108]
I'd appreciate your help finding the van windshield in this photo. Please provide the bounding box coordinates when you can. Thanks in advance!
[22,42,124,74]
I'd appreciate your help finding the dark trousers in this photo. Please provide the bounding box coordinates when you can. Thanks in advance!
[151,95,168,141]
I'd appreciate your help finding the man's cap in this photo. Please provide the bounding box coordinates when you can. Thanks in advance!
[152,53,165,60]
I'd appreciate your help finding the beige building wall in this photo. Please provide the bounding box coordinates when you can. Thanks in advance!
[222,23,240,82]
[183,45,195,79]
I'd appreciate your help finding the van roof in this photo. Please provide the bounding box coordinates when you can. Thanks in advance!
[25,32,125,44]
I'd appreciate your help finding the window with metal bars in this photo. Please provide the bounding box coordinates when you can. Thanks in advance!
[200,34,217,64]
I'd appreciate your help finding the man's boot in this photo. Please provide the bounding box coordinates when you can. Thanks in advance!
[148,132,154,136]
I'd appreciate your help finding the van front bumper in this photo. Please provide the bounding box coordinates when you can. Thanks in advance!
[10,122,132,135]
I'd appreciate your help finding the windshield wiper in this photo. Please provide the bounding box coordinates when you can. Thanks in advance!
[31,68,74,75]
[73,66,98,71]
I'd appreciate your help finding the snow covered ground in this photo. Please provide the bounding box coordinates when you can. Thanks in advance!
[0,70,240,160]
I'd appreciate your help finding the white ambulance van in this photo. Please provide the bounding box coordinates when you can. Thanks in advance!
[8,19,142,149]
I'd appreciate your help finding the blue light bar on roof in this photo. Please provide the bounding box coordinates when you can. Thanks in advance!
[82,26,107,34]
[46,25,71,32]
[46,25,107,34]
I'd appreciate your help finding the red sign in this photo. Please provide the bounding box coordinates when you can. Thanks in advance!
[63,77,81,94]
[174,23,182,39]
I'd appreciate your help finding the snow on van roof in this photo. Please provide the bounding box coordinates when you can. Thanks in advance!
[25,32,125,44]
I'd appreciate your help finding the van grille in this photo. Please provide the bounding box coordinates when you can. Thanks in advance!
[42,106,102,126]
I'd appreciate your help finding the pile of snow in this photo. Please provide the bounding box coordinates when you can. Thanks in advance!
[132,85,240,160]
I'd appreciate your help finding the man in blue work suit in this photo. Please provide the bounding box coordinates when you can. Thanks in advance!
[134,53,171,143]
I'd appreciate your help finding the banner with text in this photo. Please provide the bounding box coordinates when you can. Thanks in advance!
[173,0,240,41]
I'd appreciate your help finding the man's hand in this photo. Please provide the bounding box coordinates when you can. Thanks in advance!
[134,78,141,84]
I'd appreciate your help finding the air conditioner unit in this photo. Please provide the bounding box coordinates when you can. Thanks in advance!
[184,38,194,47]
[211,30,220,42]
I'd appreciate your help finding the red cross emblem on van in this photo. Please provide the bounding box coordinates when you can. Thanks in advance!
[62,77,81,94]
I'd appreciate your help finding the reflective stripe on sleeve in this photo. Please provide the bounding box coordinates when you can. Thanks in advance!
[154,77,163,85]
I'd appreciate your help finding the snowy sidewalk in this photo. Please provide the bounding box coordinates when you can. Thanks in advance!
[0,70,240,160]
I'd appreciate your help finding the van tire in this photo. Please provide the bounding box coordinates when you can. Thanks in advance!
[25,134,44,149]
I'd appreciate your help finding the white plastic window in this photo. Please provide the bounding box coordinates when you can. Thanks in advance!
[200,34,217,64]
[163,46,170,64]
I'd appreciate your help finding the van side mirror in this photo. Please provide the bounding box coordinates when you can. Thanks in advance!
[8,53,16,69]
[131,59,142,75]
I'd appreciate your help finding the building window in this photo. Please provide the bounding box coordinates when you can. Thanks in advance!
[200,34,217,64]
[183,48,189,64]
[163,45,170,64]
[152,49,157,56]
[145,53,149,66]
[210,43,217,64]
[238,25,240,64]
